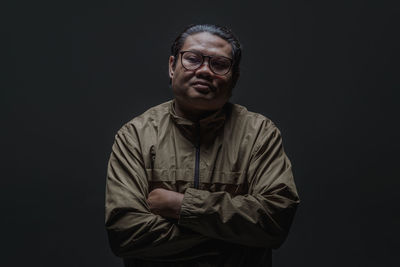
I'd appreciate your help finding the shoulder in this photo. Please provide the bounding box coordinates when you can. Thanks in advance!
[117,100,171,139]
[226,103,283,152]
[226,104,286,161]
[227,102,277,133]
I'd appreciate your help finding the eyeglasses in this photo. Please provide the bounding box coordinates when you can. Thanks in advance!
[179,50,233,75]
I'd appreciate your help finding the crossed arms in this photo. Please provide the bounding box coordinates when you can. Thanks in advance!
[105,122,299,260]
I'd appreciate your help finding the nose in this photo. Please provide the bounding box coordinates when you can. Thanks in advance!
[195,59,213,76]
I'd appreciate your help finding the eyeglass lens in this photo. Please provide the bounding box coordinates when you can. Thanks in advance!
[181,51,231,75]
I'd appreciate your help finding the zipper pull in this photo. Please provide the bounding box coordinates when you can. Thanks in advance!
[150,145,156,169]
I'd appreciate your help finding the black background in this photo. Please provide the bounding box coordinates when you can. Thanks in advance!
[3,0,399,266]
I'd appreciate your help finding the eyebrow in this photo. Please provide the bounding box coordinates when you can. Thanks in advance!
[185,50,232,60]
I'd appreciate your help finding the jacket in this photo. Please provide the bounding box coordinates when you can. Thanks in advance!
[105,100,300,266]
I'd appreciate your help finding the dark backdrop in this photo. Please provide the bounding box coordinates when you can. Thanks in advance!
[3,1,399,266]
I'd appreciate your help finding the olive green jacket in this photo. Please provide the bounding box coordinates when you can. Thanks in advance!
[105,100,299,266]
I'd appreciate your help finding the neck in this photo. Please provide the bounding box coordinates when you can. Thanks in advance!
[174,100,217,122]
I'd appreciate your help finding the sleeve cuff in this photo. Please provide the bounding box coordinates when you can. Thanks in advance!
[178,188,209,226]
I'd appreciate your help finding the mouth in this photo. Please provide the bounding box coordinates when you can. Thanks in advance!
[191,81,214,94]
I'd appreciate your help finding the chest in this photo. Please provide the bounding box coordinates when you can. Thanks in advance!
[144,126,253,195]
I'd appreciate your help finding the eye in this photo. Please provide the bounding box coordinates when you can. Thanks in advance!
[187,56,200,63]
[183,52,201,64]
[211,58,230,70]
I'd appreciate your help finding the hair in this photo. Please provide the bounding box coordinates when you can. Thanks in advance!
[170,24,242,88]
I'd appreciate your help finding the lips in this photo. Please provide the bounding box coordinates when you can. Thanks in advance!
[191,81,214,93]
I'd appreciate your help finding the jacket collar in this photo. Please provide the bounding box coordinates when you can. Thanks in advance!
[169,100,228,145]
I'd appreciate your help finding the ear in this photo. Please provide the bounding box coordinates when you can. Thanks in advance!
[168,56,175,79]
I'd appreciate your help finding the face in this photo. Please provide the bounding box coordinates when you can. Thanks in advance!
[169,32,234,117]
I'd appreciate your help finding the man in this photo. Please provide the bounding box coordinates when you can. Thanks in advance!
[105,24,300,266]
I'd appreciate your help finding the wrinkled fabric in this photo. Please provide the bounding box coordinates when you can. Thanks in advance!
[105,100,300,266]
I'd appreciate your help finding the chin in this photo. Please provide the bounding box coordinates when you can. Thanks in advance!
[192,99,225,111]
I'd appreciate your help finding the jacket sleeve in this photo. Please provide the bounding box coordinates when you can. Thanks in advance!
[105,127,211,260]
[178,122,300,249]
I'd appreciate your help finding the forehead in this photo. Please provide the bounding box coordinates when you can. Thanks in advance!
[181,32,232,58]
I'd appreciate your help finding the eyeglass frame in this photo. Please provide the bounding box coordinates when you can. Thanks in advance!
[179,50,233,75]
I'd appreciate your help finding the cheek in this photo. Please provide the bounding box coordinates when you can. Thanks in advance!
[215,77,233,90]
[175,69,192,84]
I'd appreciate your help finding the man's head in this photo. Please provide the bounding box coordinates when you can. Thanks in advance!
[169,24,242,119]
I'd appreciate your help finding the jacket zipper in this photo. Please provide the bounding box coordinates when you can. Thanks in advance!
[194,123,200,189]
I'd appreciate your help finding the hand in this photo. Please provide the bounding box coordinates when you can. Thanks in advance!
[147,188,184,219]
